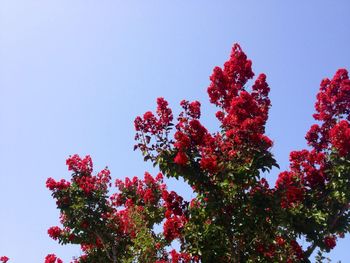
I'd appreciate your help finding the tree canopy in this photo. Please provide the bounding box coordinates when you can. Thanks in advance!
[2,43,350,263]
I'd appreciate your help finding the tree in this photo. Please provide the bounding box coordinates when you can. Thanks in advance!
[3,44,349,262]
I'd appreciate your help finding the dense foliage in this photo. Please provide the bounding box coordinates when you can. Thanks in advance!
[2,44,350,263]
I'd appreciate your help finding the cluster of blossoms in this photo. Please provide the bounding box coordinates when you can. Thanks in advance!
[275,68,350,256]
[306,69,350,151]
[45,254,63,263]
[208,45,272,159]
[134,97,174,160]
[329,120,350,156]
[162,190,188,241]
[44,154,197,262]
[2,44,340,262]
[132,44,350,262]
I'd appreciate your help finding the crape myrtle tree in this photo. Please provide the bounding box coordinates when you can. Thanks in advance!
[2,44,350,263]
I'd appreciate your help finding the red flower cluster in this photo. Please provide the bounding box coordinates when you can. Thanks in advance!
[208,44,254,111]
[46,178,71,191]
[169,249,197,263]
[290,240,304,261]
[180,100,201,119]
[134,45,274,190]
[154,250,198,263]
[306,69,350,152]
[66,154,93,174]
[134,97,174,160]
[134,97,173,135]
[219,80,272,154]
[112,172,165,208]
[157,97,174,125]
[276,171,304,208]
[44,254,62,263]
[289,149,326,187]
[255,236,304,261]
[272,69,350,258]
[277,69,350,215]
[0,257,9,263]
[47,226,62,240]
[174,151,188,166]
[76,175,99,194]
[47,153,193,262]
[206,44,273,166]
[329,120,350,156]
[314,69,350,124]
[162,190,188,241]
[112,173,189,243]
[324,235,337,249]
[173,101,210,167]
[47,155,112,200]
[163,216,185,241]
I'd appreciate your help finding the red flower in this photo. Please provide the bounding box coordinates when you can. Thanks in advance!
[66,154,93,174]
[46,178,71,191]
[174,151,188,165]
[0,256,9,263]
[47,226,62,240]
[174,131,191,150]
[200,155,218,174]
[208,44,254,111]
[275,236,285,246]
[324,236,337,250]
[163,216,184,241]
[290,240,304,260]
[157,97,173,126]
[188,101,201,119]
[45,254,63,263]
[276,171,304,208]
[330,120,350,156]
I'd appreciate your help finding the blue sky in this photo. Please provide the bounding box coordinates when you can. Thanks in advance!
[0,1,349,262]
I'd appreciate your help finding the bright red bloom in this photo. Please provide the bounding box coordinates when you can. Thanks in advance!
[169,249,193,263]
[208,44,254,111]
[74,175,97,194]
[157,97,173,126]
[314,69,350,124]
[44,254,63,263]
[307,69,350,152]
[276,171,304,208]
[46,178,71,191]
[289,149,326,187]
[275,236,285,246]
[329,120,350,156]
[305,124,323,151]
[163,216,185,241]
[188,101,201,119]
[174,131,191,150]
[174,151,188,165]
[200,155,218,174]
[0,257,9,263]
[66,154,93,174]
[324,236,337,250]
[48,226,62,240]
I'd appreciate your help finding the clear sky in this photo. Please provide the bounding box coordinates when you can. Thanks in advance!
[0,1,349,262]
